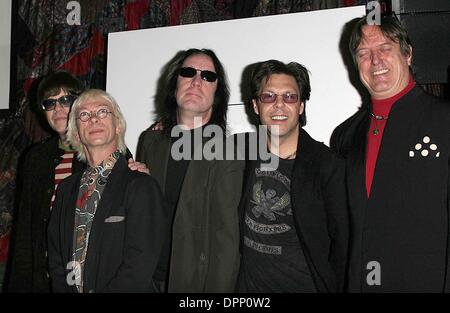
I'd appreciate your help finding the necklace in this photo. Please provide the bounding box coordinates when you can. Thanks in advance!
[270,148,297,159]
[283,151,297,159]
[370,112,388,135]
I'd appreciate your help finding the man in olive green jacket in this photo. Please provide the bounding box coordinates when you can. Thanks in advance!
[136,48,244,292]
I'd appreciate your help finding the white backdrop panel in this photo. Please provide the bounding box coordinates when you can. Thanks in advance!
[0,0,12,110]
[107,6,365,155]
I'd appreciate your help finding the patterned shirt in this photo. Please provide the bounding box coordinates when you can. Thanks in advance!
[71,150,121,292]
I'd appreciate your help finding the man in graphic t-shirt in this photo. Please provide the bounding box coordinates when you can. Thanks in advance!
[237,60,348,293]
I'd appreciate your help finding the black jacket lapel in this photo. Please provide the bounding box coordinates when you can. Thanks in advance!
[82,155,128,291]
[150,135,170,194]
[62,171,82,293]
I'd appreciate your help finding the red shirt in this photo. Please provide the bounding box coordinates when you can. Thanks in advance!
[365,78,416,197]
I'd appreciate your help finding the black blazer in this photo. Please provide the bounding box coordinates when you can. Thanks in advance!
[331,86,450,292]
[238,128,349,292]
[47,155,166,293]
[7,136,85,293]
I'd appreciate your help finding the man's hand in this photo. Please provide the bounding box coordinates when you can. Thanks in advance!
[128,158,150,175]
[150,120,164,131]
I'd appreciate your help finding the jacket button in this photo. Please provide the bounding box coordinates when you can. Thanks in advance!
[199,253,206,261]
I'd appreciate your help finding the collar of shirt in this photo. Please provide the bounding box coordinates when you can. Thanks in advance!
[371,76,416,118]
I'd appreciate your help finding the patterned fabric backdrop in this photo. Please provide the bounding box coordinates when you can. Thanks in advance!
[0,0,372,289]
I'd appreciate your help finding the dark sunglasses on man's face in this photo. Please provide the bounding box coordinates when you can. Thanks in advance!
[41,94,78,111]
[178,67,218,83]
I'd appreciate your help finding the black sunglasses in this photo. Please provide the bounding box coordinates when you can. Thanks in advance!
[179,67,218,83]
[42,94,78,111]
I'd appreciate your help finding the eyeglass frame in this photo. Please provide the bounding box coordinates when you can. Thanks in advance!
[76,107,115,122]
[41,94,78,111]
[256,92,300,104]
[178,67,218,83]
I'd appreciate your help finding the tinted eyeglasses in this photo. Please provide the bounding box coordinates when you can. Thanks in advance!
[179,67,218,83]
[41,94,78,111]
[257,92,299,104]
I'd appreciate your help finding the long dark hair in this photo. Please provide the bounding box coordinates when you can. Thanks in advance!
[159,48,230,135]
[37,71,85,106]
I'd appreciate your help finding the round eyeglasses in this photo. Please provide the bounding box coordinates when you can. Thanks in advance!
[76,108,114,122]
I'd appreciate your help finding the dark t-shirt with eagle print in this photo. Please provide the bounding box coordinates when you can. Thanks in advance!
[238,157,316,293]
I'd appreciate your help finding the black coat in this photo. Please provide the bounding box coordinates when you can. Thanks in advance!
[6,136,85,293]
[136,130,243,292]
[47,155,166,293]
[331,86,450,292]
[238,128,349,292]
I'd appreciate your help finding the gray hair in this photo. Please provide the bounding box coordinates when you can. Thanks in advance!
[67,89,127,162]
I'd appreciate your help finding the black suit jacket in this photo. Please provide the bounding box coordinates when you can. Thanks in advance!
[136,130,244,292]
[331,86,450,292]
[47,155,166,293]
[7,136,85,293]
[238,128,349,292]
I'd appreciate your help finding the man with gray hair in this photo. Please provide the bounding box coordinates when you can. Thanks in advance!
[47,89,166,292]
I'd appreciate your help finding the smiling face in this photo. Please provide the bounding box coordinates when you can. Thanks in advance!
[45,89,71,139]
[253,74,304,142]
[356,25,412,100]
[75,98,120,153]
[175,53,218,123]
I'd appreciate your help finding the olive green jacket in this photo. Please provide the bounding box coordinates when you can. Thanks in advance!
[136,129,244,292]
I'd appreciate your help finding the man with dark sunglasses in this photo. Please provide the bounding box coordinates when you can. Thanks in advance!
[136,48,244,292]
[236,60,348,293]
[7,71,85,293]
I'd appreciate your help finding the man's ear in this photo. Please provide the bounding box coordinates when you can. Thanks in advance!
[252,99,259,116]
[407,45,413,66]
[299,101,305,116]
